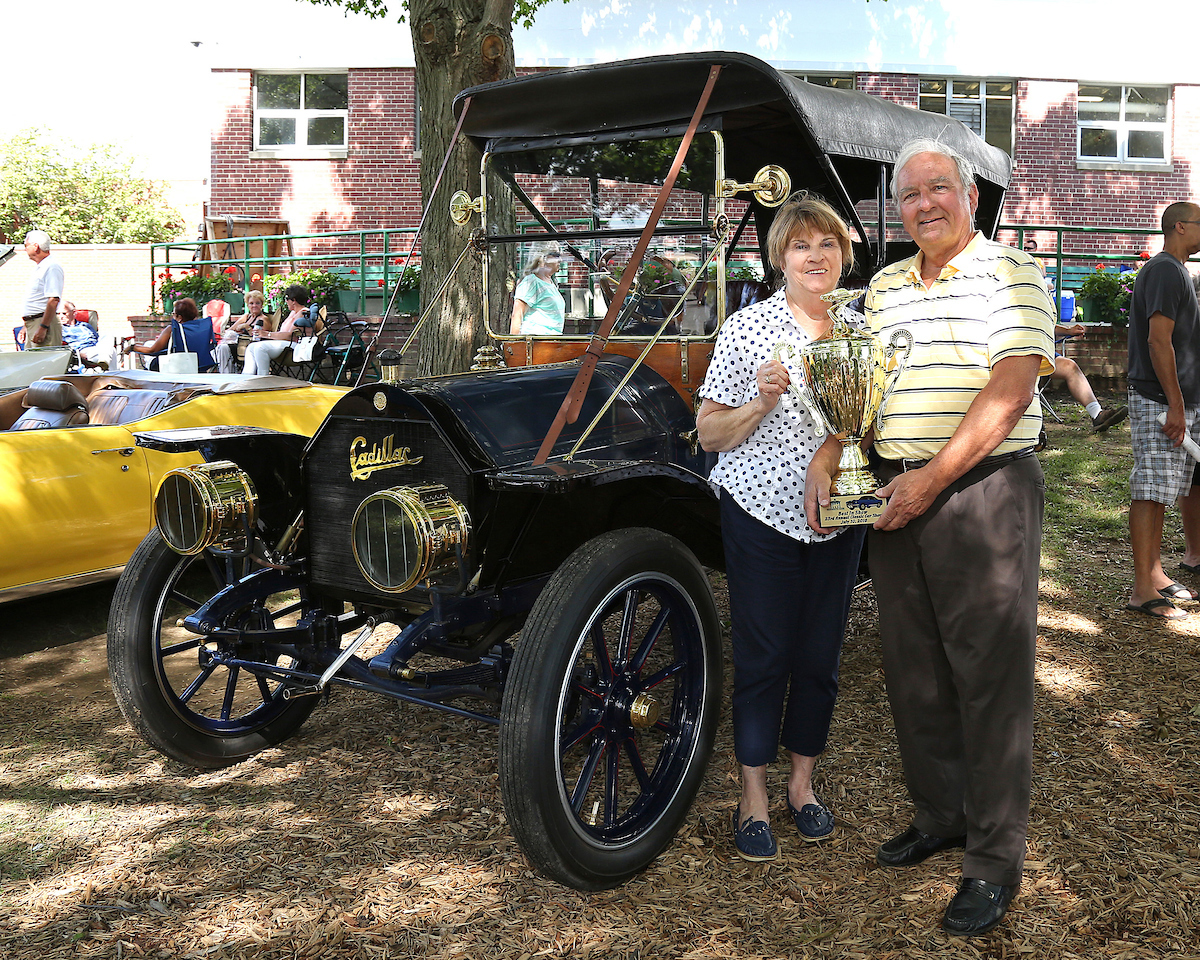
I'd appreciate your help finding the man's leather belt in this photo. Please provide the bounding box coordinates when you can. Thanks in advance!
[880,447,1036,473]
[21,314,43,321]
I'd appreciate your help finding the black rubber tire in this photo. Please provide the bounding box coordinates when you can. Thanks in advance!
[107,530,317,769]
[499,528,721,889]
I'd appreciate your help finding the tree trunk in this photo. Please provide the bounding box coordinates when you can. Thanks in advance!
[409,0,515,376]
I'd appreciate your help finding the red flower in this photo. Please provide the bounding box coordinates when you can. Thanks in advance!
[1095,264,1105,270]
[377,279,385,287]
[252,273,261,281]
[224,266,237,275]
[349,269,357,275]
[393,257,403,265]
[1139,251,1150,260]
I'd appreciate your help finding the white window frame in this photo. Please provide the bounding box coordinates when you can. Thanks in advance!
[251,71,349,159]
[919,78,1014,156]
[1076,83,1171,170]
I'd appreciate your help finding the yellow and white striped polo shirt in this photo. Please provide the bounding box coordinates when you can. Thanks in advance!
[865,232,1055,462]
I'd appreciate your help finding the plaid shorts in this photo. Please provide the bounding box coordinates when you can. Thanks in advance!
[1129,389,1200,504]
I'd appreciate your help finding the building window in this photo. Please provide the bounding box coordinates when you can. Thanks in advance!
[254,73,348,150]
[788,73,855,90]
[1077,84,1169,164]
[803,74,855,90]
[919,79,1013,155]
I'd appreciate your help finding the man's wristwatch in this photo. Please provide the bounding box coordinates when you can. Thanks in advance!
[39,323,50,330]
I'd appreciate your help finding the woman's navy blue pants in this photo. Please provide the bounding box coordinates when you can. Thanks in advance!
[720,490,865,767]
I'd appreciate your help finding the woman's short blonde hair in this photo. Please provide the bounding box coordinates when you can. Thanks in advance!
[245,291,265,305]
[765,192,854,279]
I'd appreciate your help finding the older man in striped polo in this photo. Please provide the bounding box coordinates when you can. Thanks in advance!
[807,138,1055,936]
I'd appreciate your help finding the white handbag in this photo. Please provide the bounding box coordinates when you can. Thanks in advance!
[159,320,199,373]
[291,336,319,363]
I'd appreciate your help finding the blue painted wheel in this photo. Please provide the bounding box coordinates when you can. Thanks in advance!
[107,530,318,768]
[500,529,722,889]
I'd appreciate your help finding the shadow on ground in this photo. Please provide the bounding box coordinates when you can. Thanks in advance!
[2,401,1198,958]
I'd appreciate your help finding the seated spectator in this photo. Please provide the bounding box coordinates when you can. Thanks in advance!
[1023,239,1049,284]
[1050,322,1128,432]
[1024,244,1126,434]
[215,291,270,374]
[57,301,113,370]
[59,305,84,347]
[123,298,217,372]
[242,284,310,376]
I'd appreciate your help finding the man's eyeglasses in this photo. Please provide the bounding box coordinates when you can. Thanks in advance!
[1177,219,1200,225]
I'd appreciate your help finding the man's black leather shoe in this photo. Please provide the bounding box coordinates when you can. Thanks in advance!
[875,825,966,867]
[941,878,1016,936]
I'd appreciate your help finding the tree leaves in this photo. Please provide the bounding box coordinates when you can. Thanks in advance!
[298,0,562,30]
[0,128,186,245]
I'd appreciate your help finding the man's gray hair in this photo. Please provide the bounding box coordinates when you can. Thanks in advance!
[24,230,51,251]
[890,138,976,204]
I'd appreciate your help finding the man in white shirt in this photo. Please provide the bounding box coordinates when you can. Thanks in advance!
[21,230,64,347]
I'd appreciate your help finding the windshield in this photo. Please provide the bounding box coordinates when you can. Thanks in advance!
[483,131,768,339]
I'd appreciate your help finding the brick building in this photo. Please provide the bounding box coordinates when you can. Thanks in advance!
[210,67,424,261]
[207,62,1200,266]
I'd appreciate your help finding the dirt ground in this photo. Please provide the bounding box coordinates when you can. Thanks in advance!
[2,416,1200,959]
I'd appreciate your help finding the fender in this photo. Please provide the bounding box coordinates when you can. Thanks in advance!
[485,465,724,578]
[135,425,309,530]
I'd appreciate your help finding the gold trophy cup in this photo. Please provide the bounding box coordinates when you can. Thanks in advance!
[774,289,912,526]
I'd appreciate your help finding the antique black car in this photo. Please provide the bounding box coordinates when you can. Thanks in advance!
[107,51,1010,890]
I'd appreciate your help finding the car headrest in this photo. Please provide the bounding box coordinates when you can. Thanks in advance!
[23,379,89,411]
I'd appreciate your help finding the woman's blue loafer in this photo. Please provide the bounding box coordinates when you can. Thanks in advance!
[788,795,835,841]
[732,808,779,861]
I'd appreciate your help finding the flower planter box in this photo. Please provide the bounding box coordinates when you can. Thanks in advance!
[395,290,420,315]
[346,289,420,316]
[162,292,245,315]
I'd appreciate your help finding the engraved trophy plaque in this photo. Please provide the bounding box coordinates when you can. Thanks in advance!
[774,289,913,526]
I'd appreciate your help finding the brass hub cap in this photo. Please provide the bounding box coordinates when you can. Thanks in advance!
[629,692,660,729]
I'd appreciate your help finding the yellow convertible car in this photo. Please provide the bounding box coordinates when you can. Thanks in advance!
[0,371,345,603]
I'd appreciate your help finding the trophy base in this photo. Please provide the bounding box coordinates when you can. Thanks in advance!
[818,492,886,527]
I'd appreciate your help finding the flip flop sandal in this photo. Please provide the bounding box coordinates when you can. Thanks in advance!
[1158,582,1193,601]
[1126,598,1188,619]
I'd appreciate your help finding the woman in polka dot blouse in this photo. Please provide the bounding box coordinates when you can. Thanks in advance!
[696,193,866,862]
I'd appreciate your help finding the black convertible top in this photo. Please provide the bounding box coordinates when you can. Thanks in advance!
[454,51,1012,262]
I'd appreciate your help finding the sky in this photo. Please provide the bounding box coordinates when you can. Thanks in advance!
[6,0,411,183]
[6,0,1200,188]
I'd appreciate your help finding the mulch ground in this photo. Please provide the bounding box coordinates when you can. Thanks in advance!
[2,418,1199,959]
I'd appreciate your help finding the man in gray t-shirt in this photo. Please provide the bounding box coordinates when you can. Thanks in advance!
[1126,201,1200,619]
[1128,253,1200,404]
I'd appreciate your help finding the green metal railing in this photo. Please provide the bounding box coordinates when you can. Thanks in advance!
[150,227,420,314]
[1002,222,1164,317]
[151,220,1180,321]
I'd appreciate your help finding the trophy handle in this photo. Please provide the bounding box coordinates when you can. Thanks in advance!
[772,341,827,437]
[876,328,914,433]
